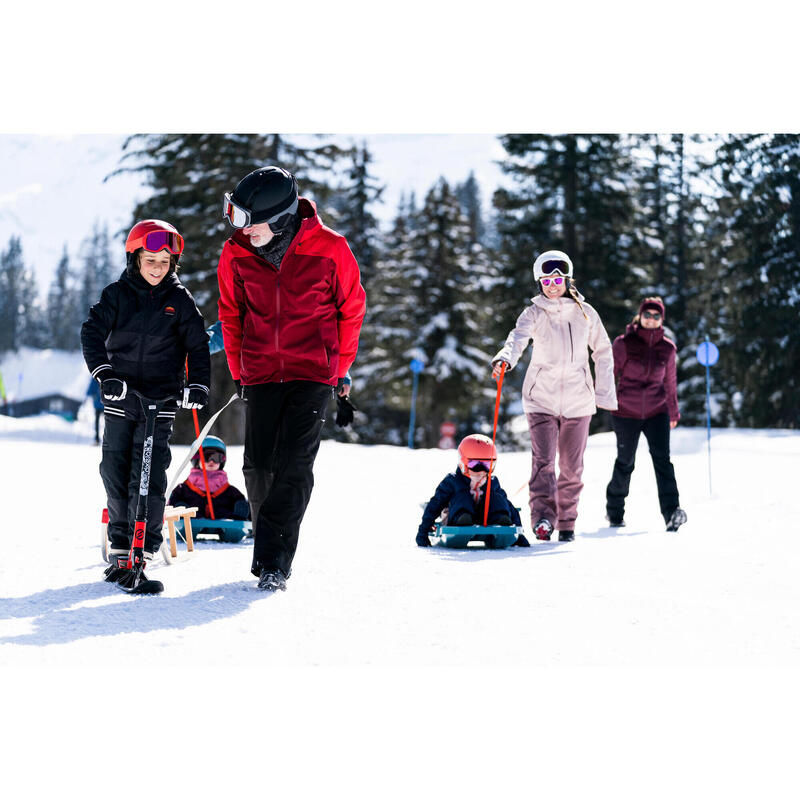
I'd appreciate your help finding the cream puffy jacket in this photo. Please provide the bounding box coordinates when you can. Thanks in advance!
[493,293,618,418]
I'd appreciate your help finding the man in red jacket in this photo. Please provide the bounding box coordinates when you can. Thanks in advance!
[218,166,366,591]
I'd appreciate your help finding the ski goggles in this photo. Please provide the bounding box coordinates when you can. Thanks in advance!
[129,230,184,255]
[540,276,565,286]
[467,459,493,471]
[642,311,662,320]
[223,193,299,233]
[541,259,571,275]
[194,451,224,464]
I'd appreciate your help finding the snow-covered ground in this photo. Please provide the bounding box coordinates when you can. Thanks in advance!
[1,406,797,797]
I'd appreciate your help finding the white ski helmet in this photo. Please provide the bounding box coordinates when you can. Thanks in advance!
[533,250,573,281]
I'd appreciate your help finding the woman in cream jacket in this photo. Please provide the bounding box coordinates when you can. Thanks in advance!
[492,250,617,542]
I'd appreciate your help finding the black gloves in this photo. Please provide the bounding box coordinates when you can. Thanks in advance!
[101,375,127,401]
[233,379,245,400]
[335,395,356,427]
[415,531,431,547]
[182,385,209,410]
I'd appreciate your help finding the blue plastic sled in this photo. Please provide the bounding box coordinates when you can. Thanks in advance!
[175,517,251,544]
[431,523,522,549]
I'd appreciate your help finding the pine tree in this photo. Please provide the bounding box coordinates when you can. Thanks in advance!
[356,196,420,443]
[630,134,717,424]
[47,246,81,350]
[713,133,800,427]
[328,142,383,288]
[78,221,115,323]
[455,171,485,245]
[406,178,500,447]
[0,237,46,351]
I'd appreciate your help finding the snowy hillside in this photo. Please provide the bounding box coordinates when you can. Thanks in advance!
[1,406,797,797]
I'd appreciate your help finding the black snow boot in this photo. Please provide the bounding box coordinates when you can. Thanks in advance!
[258,568,288,592]
[108,552,164,595]
[452,512,474,526]
[490,513,513,526]
[104,552,130,583]
[665,508,688,532]
[605,513,626,527]
[533,518,553,541]
[558,530,575,542]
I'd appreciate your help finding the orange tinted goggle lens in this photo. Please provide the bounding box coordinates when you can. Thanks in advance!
[223,194,250,228]
[141,230,183,254]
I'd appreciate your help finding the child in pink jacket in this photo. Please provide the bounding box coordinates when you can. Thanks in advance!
[492,250,617,542]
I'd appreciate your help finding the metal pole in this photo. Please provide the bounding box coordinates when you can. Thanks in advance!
[408,370,419,449]
[705,338,712,495]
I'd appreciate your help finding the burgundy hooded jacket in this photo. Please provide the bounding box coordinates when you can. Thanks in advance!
[611,323,680,422]
[217,198,366,386]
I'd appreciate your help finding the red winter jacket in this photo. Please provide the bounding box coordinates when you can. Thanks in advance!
[611,323,680,422]
[217,199,366,386]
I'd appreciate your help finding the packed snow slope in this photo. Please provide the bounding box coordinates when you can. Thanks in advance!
[2,407,798,799]
[2,407,797,670]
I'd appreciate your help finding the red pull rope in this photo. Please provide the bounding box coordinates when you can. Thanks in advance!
[186,360,215,520]
[483,362,506,526]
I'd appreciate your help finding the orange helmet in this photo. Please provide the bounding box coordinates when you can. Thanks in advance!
[458,433,497,473]
[125,219,184,257]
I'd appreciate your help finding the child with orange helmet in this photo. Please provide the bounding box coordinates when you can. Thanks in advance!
[415,434,528,547]
[81,219,210,592]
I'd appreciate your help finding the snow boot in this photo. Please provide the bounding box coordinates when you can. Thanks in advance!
[558,529,575,542]
[109,551,164,595]
[490,513,513,526]
[665,508,687,532]
[605,514,626,528]
[258,568,288,592]
[533,518,553,541]
[104,551,130,583]
[452,512,474,526]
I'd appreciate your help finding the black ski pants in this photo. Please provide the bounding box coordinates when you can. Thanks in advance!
[100,411,173,554]
[605,412,680,522]
[243,381,332,578]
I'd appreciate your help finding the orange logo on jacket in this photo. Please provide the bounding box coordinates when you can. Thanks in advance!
[165,306,176,315]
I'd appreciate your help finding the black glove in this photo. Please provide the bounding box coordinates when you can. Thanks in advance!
[233,499,251,520]
[182,385,209,410]
[335,394,356,427]
[515,533,531,547]
[101,375,127,401]
[416,531,431,547]
[233,379,245,400]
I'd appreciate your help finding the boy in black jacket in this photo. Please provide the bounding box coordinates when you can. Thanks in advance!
[81,220,210,591]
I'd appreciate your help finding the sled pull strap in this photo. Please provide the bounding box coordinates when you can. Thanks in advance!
[166,393,239,500]
[483,362,506,526]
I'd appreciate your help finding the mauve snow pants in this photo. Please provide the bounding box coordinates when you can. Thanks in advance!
[526,412,591,531]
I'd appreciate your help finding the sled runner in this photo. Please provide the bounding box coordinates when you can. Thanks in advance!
[431,522,522,549]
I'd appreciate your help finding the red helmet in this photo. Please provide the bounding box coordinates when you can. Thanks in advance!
[458,433,497,473]
[125,219,184,257]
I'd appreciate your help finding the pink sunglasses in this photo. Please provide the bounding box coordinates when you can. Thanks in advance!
[541,276,565,286]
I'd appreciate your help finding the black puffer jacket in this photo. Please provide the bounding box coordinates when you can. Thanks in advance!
[81,269,210,405]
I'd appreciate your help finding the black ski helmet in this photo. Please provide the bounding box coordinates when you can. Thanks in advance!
[225,166,299,232]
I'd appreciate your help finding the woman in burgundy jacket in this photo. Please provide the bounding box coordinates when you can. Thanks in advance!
[605,297,687,532]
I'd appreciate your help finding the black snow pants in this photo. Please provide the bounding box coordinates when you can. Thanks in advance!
[243,381,332,578]
[605,412,680,523]
[100,406,174,554]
